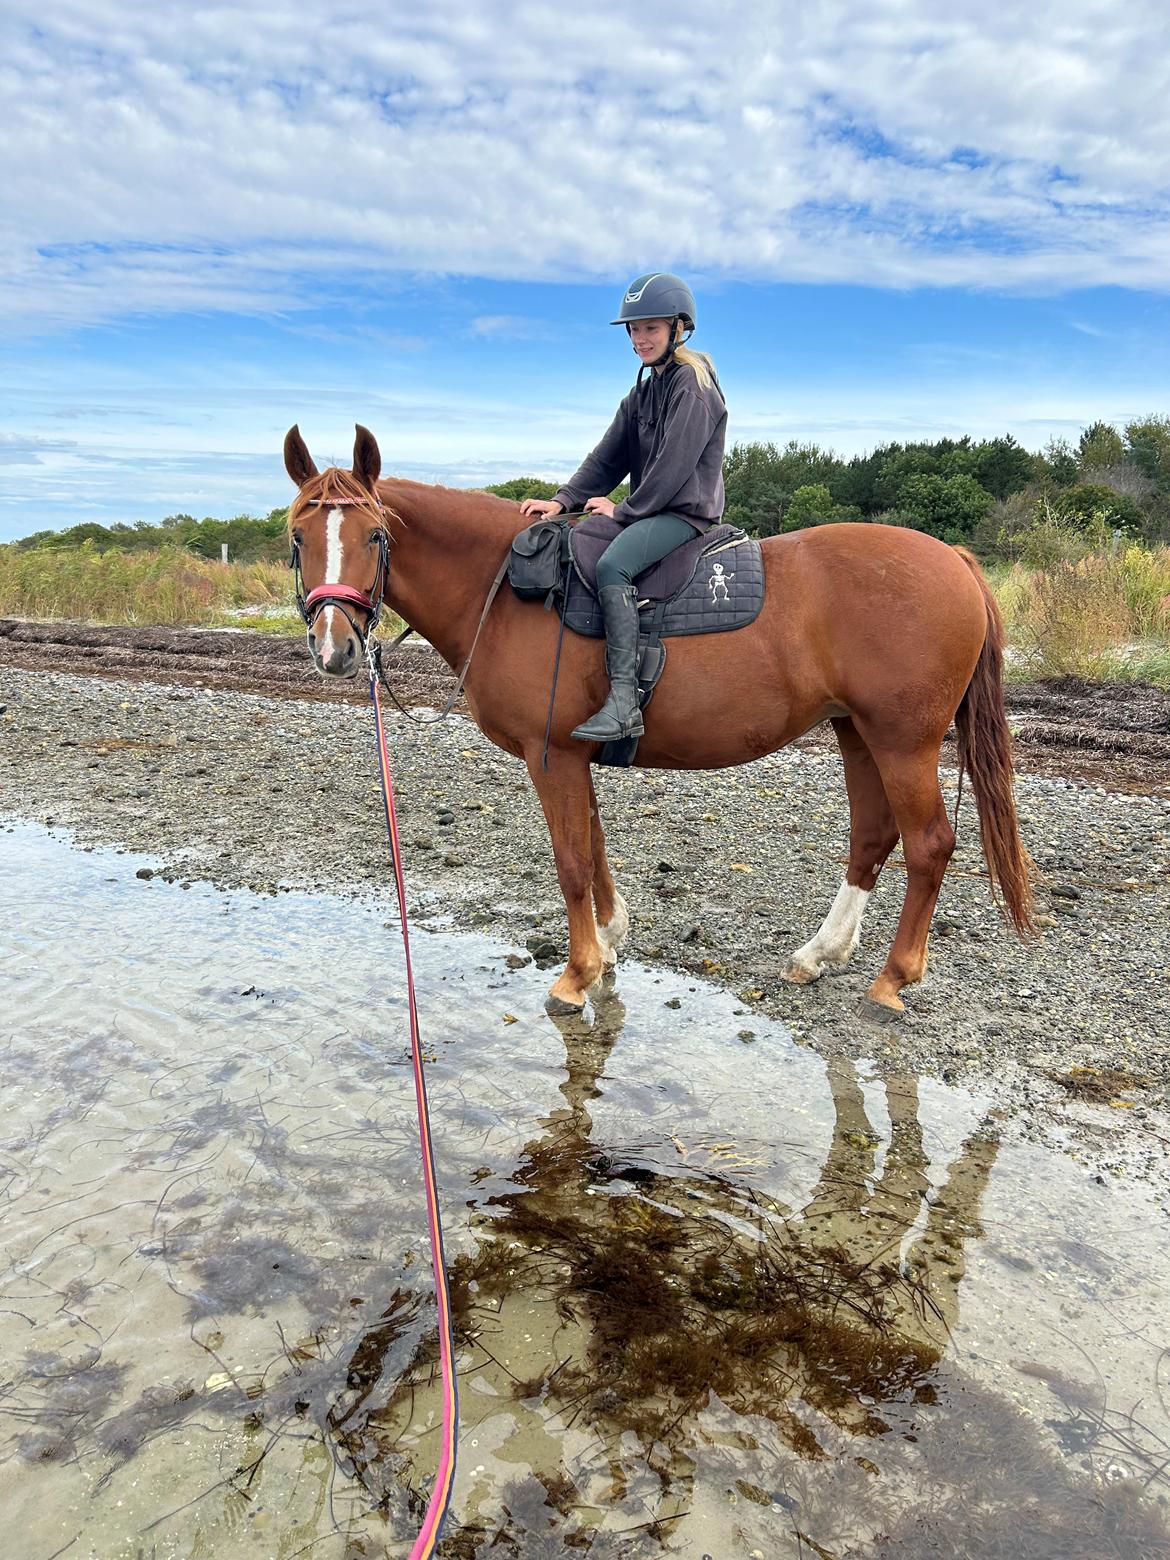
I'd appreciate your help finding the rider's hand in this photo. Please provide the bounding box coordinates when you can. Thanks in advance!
[584,496,616,518]
[519,498,565,518]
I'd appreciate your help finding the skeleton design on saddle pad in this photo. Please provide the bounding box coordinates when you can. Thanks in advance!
[561,519,764,639]
[708,561,734,603]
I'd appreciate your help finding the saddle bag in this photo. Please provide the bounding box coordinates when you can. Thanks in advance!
[508,519,572,606]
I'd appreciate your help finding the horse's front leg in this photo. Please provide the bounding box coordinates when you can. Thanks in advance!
[588,773,629,967]
[526,749,608,1012]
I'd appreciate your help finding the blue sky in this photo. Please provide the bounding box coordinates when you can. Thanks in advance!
[2,0,1169,541]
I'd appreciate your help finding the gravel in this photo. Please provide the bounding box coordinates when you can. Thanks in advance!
[5,619,1170,796]
[3,664,1169,1173]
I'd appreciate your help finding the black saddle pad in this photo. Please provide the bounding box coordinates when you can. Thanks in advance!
[564,525,765,639]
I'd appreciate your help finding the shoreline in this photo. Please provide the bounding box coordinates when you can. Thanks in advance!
[3,660,1169,1195]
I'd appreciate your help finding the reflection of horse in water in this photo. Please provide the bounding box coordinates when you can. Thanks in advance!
[325,998,1170,1554]
[330,988,1005,1552]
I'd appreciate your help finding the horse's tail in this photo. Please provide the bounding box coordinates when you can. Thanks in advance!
[952,547,1035,937]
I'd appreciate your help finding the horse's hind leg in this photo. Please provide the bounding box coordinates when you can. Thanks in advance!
[863,743,955,1014]
[784,718,899,984]
[526,748,608,1011]
[589,775,628,966]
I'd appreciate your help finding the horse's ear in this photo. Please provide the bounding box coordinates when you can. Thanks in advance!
[284,425,319,487]
[353,424,382,490]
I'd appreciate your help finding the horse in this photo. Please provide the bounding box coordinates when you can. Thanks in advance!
[283,423,1033,1019]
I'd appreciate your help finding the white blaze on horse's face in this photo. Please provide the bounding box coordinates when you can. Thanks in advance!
[318,507,346,665]
[298,502,377,679]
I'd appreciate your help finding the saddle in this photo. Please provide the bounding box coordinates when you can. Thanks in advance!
[508,515,765,767]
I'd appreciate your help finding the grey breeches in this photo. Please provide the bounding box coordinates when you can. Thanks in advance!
[593,512,702,593]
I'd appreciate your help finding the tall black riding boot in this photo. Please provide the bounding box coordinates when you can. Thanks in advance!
[571,583,645,742]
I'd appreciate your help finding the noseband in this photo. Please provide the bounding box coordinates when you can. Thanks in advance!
[290,495,391,649]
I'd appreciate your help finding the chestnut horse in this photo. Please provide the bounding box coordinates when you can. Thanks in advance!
[284,424,1032,1018]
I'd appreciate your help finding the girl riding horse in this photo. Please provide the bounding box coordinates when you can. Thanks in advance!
[283,411,1033,1016]
[521,272,726,743]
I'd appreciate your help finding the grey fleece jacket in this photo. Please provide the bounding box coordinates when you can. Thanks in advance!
[553,360,727,533]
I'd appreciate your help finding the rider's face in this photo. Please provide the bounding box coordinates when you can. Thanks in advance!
[628,317,673,365]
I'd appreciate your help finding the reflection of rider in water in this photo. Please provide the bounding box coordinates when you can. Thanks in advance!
[520,272,727,744]
[368,985,1014,1548]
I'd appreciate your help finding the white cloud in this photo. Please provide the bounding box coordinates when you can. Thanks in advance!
[1,0,1168,329]
[468,315,556,339]
[0,432,86,462]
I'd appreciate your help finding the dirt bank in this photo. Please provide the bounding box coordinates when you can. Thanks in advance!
[3,616,1170,796]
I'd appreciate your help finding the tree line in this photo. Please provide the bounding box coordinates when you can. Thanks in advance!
[10,416,1170,562]
[9,509,293,563]
[491,417,1170,555]
[718,418,1170,551]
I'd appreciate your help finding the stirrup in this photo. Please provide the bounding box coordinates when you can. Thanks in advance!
[572,690,644,743]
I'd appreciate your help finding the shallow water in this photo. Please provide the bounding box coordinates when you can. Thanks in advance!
[2,820,1169,1560]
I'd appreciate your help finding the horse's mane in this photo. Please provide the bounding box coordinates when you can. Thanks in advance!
[288,467,394,534]
[289,468,522,539]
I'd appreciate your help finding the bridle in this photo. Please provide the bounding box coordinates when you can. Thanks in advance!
[289,485,515,721]
[290,494,391,651]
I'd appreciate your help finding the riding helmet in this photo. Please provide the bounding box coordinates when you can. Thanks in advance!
[611,272,696,330]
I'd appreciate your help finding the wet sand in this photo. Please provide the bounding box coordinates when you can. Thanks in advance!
[2,821,1169,1558]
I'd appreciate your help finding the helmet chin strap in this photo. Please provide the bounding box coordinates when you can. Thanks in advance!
[631,316,693,386]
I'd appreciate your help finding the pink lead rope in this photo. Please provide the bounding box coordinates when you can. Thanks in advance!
[368,651,459,1556]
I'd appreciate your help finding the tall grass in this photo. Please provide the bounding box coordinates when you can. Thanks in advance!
[0,544,297,628]
[4,536,1169,687]
[991,544,1170,686]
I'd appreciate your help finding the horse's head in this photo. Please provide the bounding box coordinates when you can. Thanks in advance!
[284,423,390,678]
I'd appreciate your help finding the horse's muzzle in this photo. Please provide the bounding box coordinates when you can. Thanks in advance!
[307,620,362,678]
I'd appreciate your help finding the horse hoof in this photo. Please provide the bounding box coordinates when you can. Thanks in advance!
[781,961,820,986]
[545,993,586,1017]
[858,996,904,1025]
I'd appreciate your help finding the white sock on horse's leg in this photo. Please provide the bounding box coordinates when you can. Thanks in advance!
[788,881,871,979]
[596,890,629,965]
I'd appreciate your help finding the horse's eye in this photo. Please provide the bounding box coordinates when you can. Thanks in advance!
[292,528,304,546]
[368,529,382,546]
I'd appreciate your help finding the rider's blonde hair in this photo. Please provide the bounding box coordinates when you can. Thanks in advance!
[671,322,716,390]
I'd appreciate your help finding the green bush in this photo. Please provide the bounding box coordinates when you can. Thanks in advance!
[1052,482,1143,532]
[484,477,559,501]
[892,472,994,543]
[781,484,861,530]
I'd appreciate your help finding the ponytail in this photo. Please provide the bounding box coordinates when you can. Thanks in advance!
[672,342,717,391]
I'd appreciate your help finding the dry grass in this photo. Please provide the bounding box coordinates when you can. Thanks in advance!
[990,545,1170,686]
[1048,1064,1151,1103]
[0,545,295,627]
